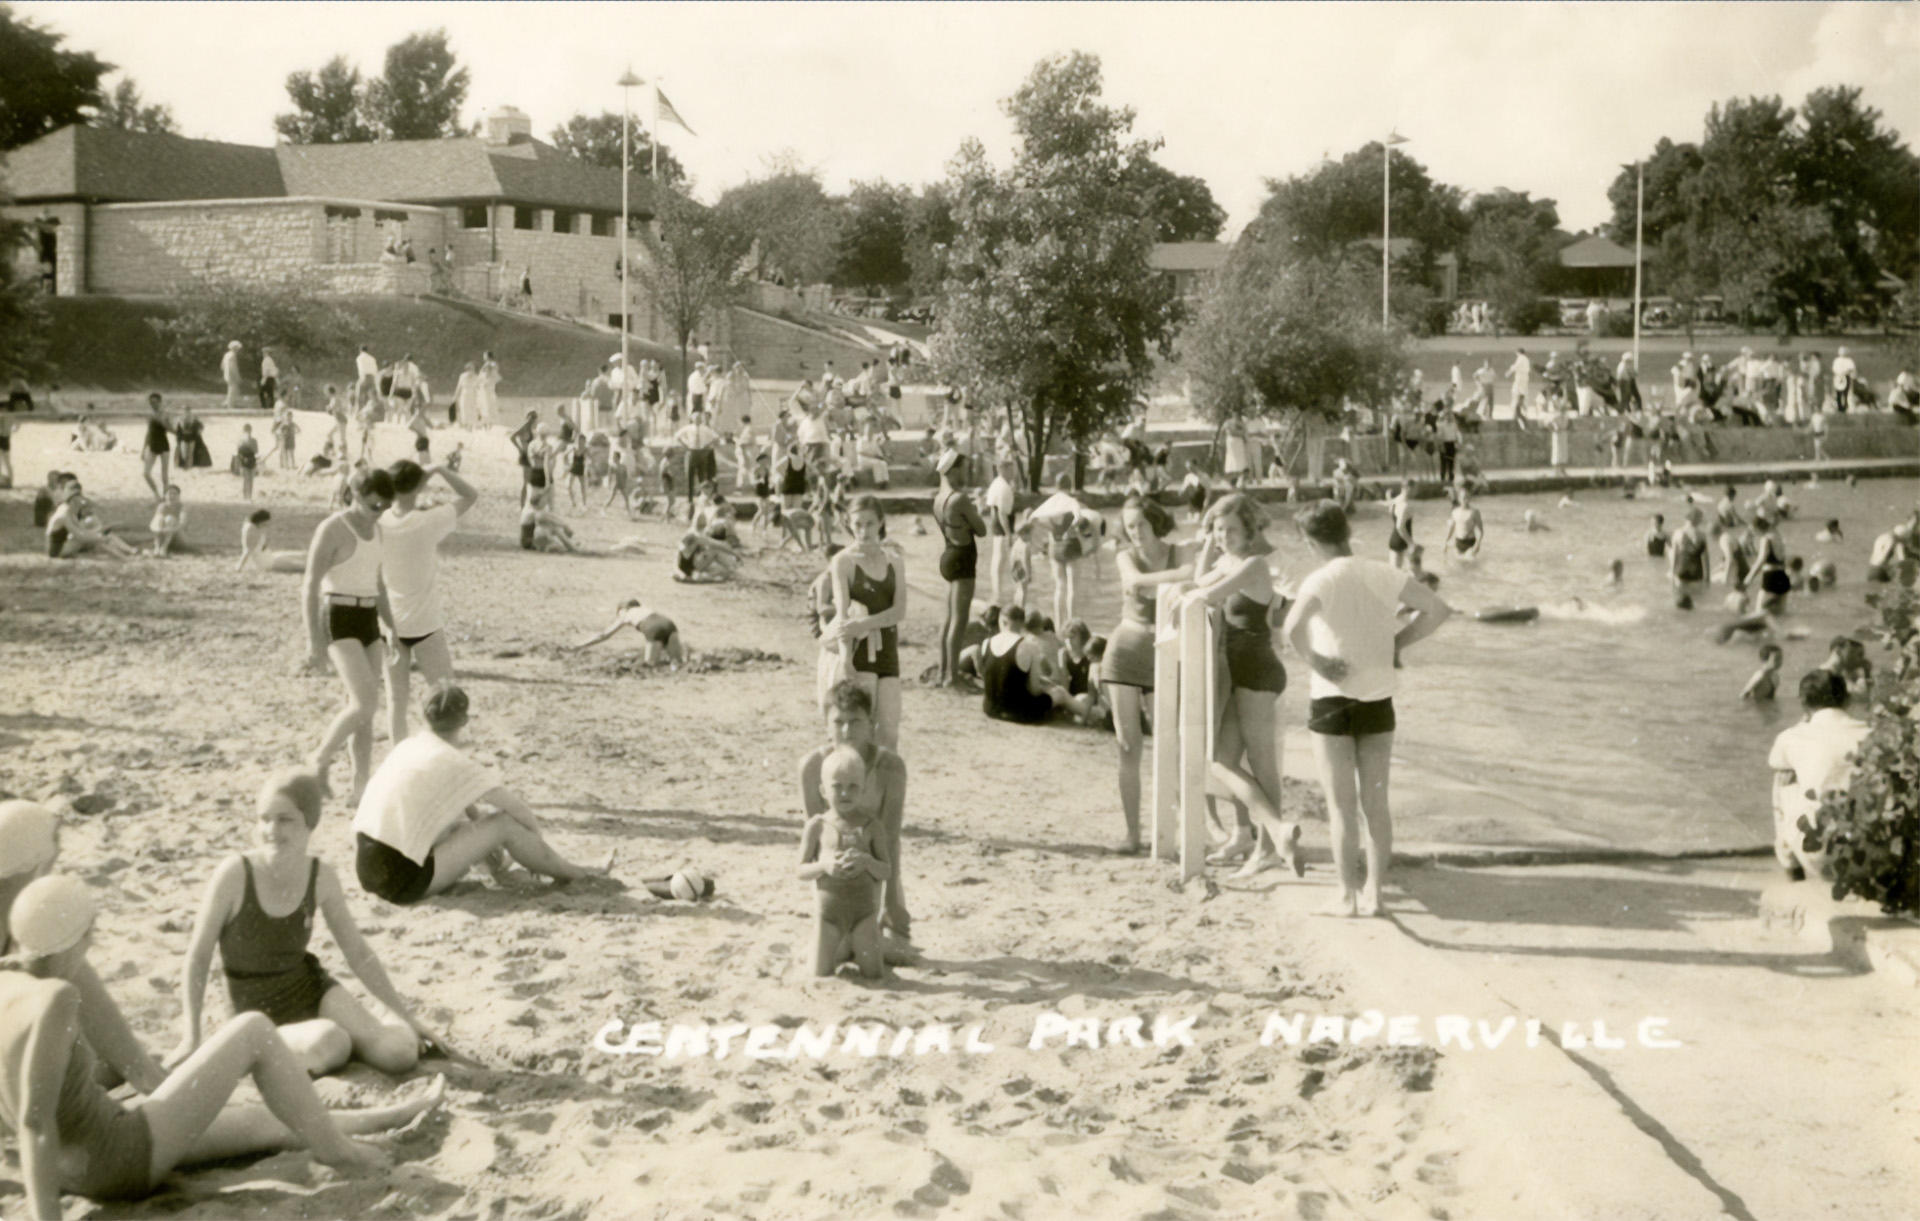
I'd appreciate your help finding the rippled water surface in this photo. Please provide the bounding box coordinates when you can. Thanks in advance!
[1048,477,1918,853]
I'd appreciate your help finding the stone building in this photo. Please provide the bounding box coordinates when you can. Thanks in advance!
[1,108,698,343]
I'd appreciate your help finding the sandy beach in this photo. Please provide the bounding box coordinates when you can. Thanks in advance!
[4,411,1918,1220]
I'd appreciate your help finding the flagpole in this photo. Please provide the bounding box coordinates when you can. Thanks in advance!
[1632,160,1645,372]
[652,80,661,184]
[618,69,644,419]
[1382,137,1392,327]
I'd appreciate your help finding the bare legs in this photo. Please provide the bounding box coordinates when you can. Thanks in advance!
[386,633,456,745]
[314,638,385,803]
[142,448,170,500]
[940,577,975,686]
[1108,682,1146,852]
[1049,557,1078,631]
[1211,689,1299,878]
[137,1012,436,1180]
[989,533,1010,607]
[1310,731,1394,916]
[425,812,610,895]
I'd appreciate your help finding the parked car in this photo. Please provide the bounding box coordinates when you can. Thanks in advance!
[1557,299,1589,328]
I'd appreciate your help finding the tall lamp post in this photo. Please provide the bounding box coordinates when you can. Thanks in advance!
[1625,160,1645,372]
[618,68,645,419]
[1382,131,1408,327]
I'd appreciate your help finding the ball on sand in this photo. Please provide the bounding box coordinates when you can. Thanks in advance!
[670,869,708,902]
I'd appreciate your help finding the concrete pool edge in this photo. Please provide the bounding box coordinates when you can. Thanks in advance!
[1758,880,1920,991]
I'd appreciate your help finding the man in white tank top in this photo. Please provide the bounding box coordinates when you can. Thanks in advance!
[380,459,479,745]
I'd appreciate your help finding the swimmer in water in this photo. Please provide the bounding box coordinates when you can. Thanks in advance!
[1644,514,1668,558]
[1441,490,1483,560]
[572,599,686,666]
[1742,643,1784,702]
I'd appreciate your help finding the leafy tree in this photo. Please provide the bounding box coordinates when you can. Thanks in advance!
[1463,189,1561,334]
[1809,585,1920,917]
[1258,141,1468,307]
[1127,159,1226,243]
[363,30,470,141]
[904,183,957,300]
[0,4,110,151]
[547,111,685,184]
[931,52,1176,489]
[1608,88,1920,330]
[91,77,177,135]
[149,274,356,374]
[833,180,911,294]
[715,160,843,287]
[0,201,51,381]
[634,188,750,390]
[274,55,376,144]
[1184,218,1408,427]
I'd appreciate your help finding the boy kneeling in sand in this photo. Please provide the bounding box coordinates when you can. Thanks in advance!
[797,746,889,979]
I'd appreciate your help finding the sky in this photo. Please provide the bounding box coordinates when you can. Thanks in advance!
[16,1,1920,236]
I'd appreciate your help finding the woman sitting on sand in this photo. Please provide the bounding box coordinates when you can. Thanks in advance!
[46,487,142,560]
[352,687,613,906]
[176,770,444,1077]
[1180,493,1302,878]
[0,874,441,1213]
[519,487,577,553]
[236,509,306,573]
[303,467,394,804]
[824,495,907,751]
[1102,496,1191,855]
[675,528,742,582]
[573,599,686,667]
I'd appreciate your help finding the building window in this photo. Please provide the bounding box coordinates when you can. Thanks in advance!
[461,205,488,230]
[324,205,362,220]
[590,213,614,237]
[552,209,576,235]
[513,206,536,231]
[374,209,409,224]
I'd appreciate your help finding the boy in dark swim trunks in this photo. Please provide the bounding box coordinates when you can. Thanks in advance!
[797,746,889,979]
[573,598,685,665]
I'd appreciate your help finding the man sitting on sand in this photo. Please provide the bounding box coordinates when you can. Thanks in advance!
[798,681,912,958]
[352,687,614,905]
[1768,670,1870,881]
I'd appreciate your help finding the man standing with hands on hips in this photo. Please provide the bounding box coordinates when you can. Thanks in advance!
[380,459,480,745]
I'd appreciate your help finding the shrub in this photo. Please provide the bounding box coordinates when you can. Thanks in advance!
[1598,309,1636,339]
[149,274,356,372]
[1806,586,1920,916]
[1503,298,1557,337]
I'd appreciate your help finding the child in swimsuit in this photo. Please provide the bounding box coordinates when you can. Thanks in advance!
[1645,514,1668,557]
[149,485,185,556]
[797,746,889,979]
[1742,644,1783,702]
[574,599,685,665]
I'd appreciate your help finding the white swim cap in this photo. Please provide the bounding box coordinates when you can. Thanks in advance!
[0,801,58,879]
[9,875,95,958]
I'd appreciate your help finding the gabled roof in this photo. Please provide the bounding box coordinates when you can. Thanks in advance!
[276,136,649,214]
[1558,233,1637,269]
[1150,242,1229,273]
[1,124,284,203]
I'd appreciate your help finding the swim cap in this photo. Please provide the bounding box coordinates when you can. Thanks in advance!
[9,875,95,958]
[0,802,58,879]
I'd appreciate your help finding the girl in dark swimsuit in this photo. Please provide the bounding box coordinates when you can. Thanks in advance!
[1180,493,1302,878]
[825,495,907,750]
[1744,516,1792,613]
[1103,496,1190,853]
[140,393,171,500]
[932,452,987,687]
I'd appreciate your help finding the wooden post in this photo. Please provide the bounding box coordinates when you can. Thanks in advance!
[1150,584,1183,860]
[1177,595,1213,881]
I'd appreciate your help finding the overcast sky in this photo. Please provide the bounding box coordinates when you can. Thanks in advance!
[18,2,1920,234]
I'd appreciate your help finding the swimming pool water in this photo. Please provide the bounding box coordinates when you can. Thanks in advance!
[1052,478,1919,854]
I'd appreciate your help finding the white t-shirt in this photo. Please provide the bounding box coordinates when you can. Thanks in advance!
[379,502,459,636]
[356,351,379,378]
[1831,354,1857,385]
[261,354,279,380]
[675,424,719,450]
[353,732,500,865]
[1292,556,1414,701]
[1768,709,1870,840]
[985,476,1014,523]
[688,368,709,396]
[796,411,829,446]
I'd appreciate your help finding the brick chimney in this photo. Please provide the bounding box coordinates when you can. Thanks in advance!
[484,106,532,146]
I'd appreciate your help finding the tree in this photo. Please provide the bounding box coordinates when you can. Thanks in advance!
[1184,217,1408,428]
[1607,88,1920,330]
[1463,188,1561,334]
[1258,142,1468,301]
[634,189,750,389]
[0,5,110,151]
[904,183,957,300]
[149,274,356,374]
[91,77,177,135]
[931,52,1176,489]
[547,112,685,184]
[0,203,51,381]
[363,30,469,141]
[274,55,376,145]
[833,180,911,294]
[715,160,843,287]
[1127,159,1226,243]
